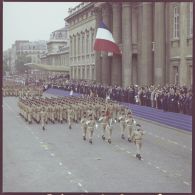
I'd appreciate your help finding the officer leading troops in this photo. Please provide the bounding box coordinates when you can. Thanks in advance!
[105,117,116,144]
[131,123,144,160]
[40,107,47,130]
[86,114,96,144]
[80,112,88,140]
[98,110,108,141]
[125,112,134,143]
[118,109,126,139]
[68,106,74,129]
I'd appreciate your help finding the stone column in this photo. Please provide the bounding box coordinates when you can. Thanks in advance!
[85,65,88,80]
[94,6,102,83]
[154,2,165,85]
[111,2,122,86]
[101,3,111,85]
[122,2,132,87]
[138,2,153,85]
[76,33,79,61]
[72,66,74,79]
[89,65,92,80]
[179,3,188,86]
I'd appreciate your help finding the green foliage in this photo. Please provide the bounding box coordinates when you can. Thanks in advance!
[15,55,31,73]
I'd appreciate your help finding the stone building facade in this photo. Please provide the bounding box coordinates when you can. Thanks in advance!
[40,24,69,71]
[66,2,193,87]
[65,2,96,80]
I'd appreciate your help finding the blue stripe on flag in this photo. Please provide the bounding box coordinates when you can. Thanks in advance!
[99,21,109,31]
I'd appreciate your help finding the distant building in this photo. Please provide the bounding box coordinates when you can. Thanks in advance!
[3,40,47,74]
[65,2,96,80]
[40,23,69,73]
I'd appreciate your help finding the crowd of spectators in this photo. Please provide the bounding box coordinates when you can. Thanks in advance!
[4,73,192,116]
[44,77,192,116]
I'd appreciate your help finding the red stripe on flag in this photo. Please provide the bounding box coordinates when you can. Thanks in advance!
[94,39,121,55]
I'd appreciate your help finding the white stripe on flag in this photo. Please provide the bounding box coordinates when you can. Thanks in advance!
[96,28,116,43]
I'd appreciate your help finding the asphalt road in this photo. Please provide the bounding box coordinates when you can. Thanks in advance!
[3,96,192,193]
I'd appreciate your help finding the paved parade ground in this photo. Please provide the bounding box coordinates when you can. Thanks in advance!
[3,96,192,193]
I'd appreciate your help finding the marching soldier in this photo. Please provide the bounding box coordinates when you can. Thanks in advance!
[125,112,134,142]
[40,107,47,130]
[98,110,108,141]
[67,106,74,129]
[118,110,126,139]
[27,104,33,124]
[80,112,88,140]
[86,114,96,144]
[131,123,144,160]
[105,118,115,144]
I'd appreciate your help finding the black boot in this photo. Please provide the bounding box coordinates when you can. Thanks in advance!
[128,138,131,143]
[136,154,141,160]
[42,126,45,131]
[83,136,86,141]
[102,135,105,141]
[108,139,111,144]
[121,134,125,139]
[69,125,72,129]
[89,139,92,144]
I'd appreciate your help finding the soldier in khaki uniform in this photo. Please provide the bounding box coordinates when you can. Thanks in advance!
[80,112,88,140]
[68,106,74,129]
[131,123,144,160]
[125,112,134,142]
[40,107,47,130]
[63,104,68,122]
[27,104,33,124]
[59,104,63,123]
[86,114,96,144]
[105,118,115,144]
[118,110,126,139]
[98,110,108,141]
[51,104,55,123]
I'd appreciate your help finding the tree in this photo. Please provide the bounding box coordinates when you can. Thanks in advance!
[15,54,31,73]
[3,57,11,75]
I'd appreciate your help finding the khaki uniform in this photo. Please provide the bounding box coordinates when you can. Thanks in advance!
[86,118,96,143]
[80,116,88,139]
[98,115,108,139]
[28,106,33,124]
[118,113,126,138]
[68,108,74,128]
[131,126,144,157]
[105,118,115,143]
[125,117,134,141]
[40,110,47,129]
[59,105,63,123]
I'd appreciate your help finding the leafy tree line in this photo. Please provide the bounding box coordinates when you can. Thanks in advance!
[15,55,32,73]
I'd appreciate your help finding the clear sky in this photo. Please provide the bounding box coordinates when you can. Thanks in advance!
[3,2,80,51]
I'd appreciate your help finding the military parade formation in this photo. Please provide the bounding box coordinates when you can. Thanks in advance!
[17,94,144,160]
[3,72,192,161]
[3,72,193,161]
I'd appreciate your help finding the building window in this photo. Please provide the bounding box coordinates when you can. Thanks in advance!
[173,6,180,39]
[189,3,193,36]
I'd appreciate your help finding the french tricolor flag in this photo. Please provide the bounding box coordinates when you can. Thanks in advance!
[94,21,122,55]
